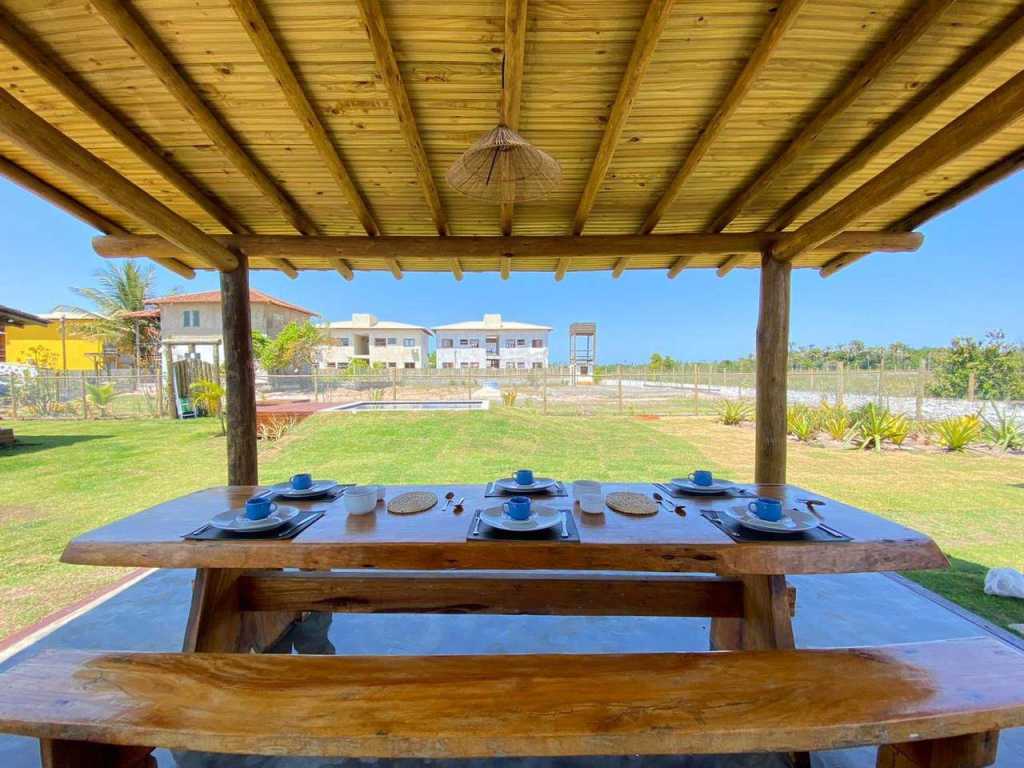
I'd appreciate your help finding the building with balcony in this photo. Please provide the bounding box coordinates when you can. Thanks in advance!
[321,313,432,369]
[433,314,550,370]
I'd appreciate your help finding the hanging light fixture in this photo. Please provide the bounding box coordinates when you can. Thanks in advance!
[446,53,561,204]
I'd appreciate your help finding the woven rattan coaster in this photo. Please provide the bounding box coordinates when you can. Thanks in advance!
[605,491,658,516]
[387,491,438,514]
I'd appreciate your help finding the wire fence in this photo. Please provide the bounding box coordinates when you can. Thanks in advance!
[2,365,1020,422]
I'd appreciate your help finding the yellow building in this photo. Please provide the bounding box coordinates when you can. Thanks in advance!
[3,310,107,372]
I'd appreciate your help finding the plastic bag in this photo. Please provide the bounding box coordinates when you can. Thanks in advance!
[984,568,1024,599]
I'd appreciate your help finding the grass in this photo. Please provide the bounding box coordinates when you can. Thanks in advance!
[1,411,1021,641]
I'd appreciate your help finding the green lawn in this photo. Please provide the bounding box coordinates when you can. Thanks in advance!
[1,411,1021,641]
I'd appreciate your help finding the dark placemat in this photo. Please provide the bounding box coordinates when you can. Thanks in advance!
[484,480,568,498]
[653,482,755,500]
[184,510,325,541]
[700,509,851,543]
[264,483,354,501]
[467,507,579,542]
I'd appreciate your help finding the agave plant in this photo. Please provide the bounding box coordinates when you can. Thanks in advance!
[982,405,1024,451]
[719,400,753,426]
[787,405,817,442]
[852,403,902,452]
[932,415,982,452]
[817,403,852,442]
[501,388,518,407]
[888,414,912,447]
[85,382,117,417]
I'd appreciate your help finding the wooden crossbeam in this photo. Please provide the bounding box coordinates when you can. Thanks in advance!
[386,258,403,280]
[0,8,246,238]
[0,155,195,279]
[818,251,868,278]
[667,254,696,278]
[773,70,1024,262]
[94,230,921,267]
[770,7,1024,233]
[500,256,512,280]
[573,0,675,236]
[228,0,378,238]
[708,0,957,233]
[640,0,807,235]
[330,258,354,281]
[611,258,629,278]
[355,0,448,242]
[499,0,528,236]
[716,254,745,277]
[0,88,236,271]
[89,0,317,246]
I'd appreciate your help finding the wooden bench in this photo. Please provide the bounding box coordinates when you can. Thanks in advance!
[1,637,1022,768]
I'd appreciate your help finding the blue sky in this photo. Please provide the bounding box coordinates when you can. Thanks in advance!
[2,172,1022,363]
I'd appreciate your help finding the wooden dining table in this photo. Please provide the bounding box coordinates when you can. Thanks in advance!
[61,482,947,656]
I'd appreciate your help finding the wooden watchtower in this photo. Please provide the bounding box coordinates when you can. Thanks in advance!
[569,323,596,385]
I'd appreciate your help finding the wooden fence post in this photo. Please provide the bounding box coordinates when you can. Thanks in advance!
[915,360,926,421]
[837,362,845,409]
[617,364,623,414]
[9,373,17,419]
[80,373,89,419]
[392,366,398,401]
[967,371,976,402]
[542,367,549,414]
[876,357,885,405]
[693,363,700,415]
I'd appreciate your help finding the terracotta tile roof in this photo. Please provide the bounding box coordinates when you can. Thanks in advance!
[146,289,315,316]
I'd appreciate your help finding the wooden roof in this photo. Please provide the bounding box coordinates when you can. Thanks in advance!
[0,0,1022,279]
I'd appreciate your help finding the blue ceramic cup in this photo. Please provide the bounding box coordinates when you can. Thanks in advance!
[515,469,534,486]
[748,497,783,522]
[503,496,532,520]
[290,473,313,490]
[244,496,273,520]
[689,469,714,487]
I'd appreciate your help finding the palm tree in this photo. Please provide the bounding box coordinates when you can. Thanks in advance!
[71,262,160,367]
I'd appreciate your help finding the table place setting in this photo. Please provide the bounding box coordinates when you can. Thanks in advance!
[183,494,326,541]
[255,473,352,501]
[484,468,568,498]
[469,494,579,542]
[652,469,756,500]
[701,496,851,543]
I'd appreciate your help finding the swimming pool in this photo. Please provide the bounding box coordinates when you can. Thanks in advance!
[328,400,489,412]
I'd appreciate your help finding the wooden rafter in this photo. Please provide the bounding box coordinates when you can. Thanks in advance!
[773,69,1024,262]
[770,6,1024,233]
[88,0,316,257]
[355,0,452,281]
[499,0,528,236]
[330,258,354,281]
[666,254,696,279]
[228,0,378,239]
[707,0,957,233]
[716,255,745,278]
[640,0,808,235]
[0,88,236,271]
[94,230,922,267]
[386,258,403,280]
[0,8,247,239]
[0,154,195,279]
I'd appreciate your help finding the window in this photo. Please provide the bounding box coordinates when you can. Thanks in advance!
[469,338,480,348]
[459,362,470,369]
[182,310,200,328]
[339,337,351,347]
[504,338,515,349]
[441,338,453,348]
[532,362,543,369]
[326,362,337,369]
[387,362,397,368]
[387,337,398,346]
[531,339,544,349]
[505,361,515,369]
[402,337,416,348]
[517,362,526,369]
[488,359,500,369]
[459,338,469,346]
[373,337,386,347]
[404,362,415,369]
[442,362,454,369]
[516,338,526,347]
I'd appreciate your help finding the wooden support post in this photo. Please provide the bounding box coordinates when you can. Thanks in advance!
[916,360,926,421]
[755,251,791,485]
[617,364,624,414]
[163,344,175,419]
[968,371,977,402]
[220,255,258,486]
[40,739,154,768]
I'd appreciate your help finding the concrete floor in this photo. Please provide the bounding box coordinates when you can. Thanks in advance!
[1,569,1021,768]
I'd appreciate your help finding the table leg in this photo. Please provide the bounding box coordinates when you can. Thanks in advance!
[709,574,795,651]
[41,739,154,767]
[182,568,299,653]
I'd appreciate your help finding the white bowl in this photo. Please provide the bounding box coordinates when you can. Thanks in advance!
[573,480,601,497]
[342,485,378,515]
[578,492,605,515]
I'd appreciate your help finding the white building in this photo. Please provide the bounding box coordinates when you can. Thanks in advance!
[320,313,432,369]
[433,314,550,370]
[145,289,316,365]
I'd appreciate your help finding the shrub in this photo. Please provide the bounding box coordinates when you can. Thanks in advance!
[86,382,118,417]
[368,388,386,402]
[888,414,912,447]
[852,403,902,452]
[983,405,1024,451]
[719,400,753,426]
[189,379,225,434]
[787,405,817,442]
[501,388,518,407]
[257,416,297,442]
[931,415,982,451]
[817,403,852,442]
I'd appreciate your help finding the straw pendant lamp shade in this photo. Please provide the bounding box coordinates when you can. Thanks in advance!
[446,123,561,204]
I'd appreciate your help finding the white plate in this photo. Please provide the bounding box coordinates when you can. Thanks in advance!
[494,477,558,494]
[480,504,563,532]
[209,504,300,532]
[669,478,736,495]
[723,505,820,534]
[269,480,339,498]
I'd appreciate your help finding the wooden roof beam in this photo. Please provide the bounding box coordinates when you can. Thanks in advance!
[94,230,921,265]
[499,0,528,236]
[573,0,675,237]
[0,154,194,279]
[640,0,808,235]
[228,0,378,239]
[716,254,745,277]
[89,0,317,247]
[773,69,1024,263]
[386,258,403,280]
[708,0,957,233]
[770,6,1024,233]
[355,0,449,245]
[0,88,236,271]
[666,254,696,279]
[0,8,248,239]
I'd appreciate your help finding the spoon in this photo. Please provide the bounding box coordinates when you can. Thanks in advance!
[442,491,455,511]
[452,497,465,514]
[652,492,673,512]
